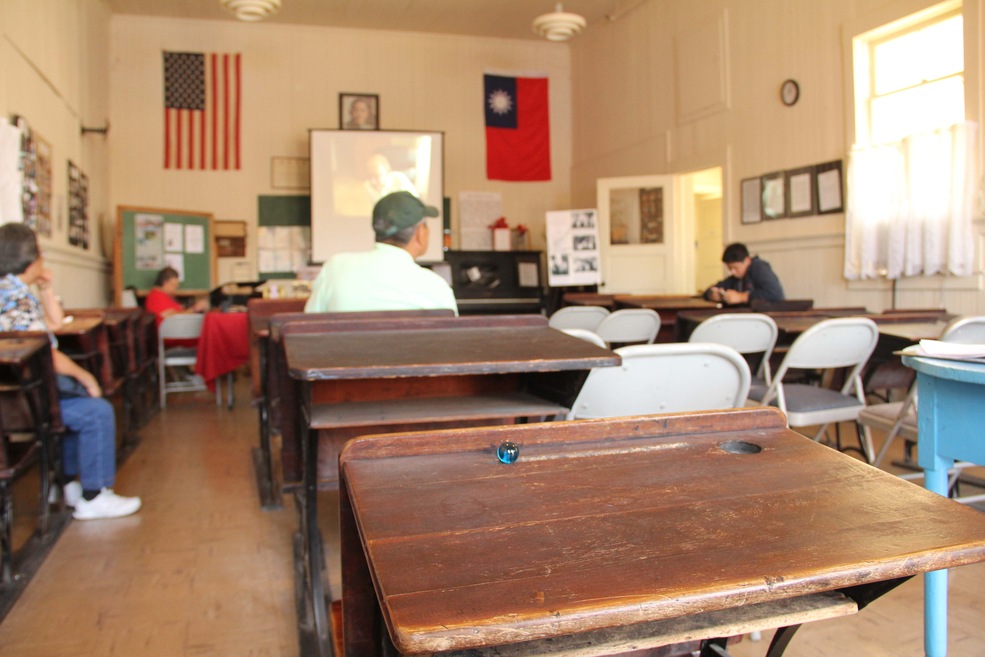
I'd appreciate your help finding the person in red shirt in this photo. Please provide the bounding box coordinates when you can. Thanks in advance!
[144,267,208,326]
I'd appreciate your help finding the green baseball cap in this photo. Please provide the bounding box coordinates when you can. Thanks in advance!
[372,192,439,238]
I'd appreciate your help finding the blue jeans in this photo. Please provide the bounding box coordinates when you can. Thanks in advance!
[58,395,116,491]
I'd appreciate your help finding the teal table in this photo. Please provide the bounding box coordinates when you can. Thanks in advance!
[903,355,985,657]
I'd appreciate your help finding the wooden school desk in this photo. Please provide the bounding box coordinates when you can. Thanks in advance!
[904,355,985,657]
[340,408,985,657]
[284,314,619,655]
[252,308,454,509]
[0,334,65,598]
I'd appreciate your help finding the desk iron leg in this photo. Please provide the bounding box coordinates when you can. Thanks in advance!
[924,464,950,657]
[298,391,330,657]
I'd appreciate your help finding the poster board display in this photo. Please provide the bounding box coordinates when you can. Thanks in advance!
[114,205,216,305]
[545,208,602,287]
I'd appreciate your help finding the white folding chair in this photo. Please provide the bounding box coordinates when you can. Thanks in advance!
[568,343,750,420]
[560,328,608,349]
[120,288,139,308]
[158,314,207,409]
[748,317,879,459]
[548,306,611,332]
[594,308,661,347]
[688,313,778,391]
[862,315,985,468]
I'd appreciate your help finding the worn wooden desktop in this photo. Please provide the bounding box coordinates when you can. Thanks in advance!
[284,315,620,656]
[340,408,985,657]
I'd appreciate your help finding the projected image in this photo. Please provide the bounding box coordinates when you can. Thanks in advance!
[310,130,444,262]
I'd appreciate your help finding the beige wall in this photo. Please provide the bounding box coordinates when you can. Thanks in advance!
[571,0,985,313]
[108,15,573,278]
[4,0,984,313]
[0,0,113,307]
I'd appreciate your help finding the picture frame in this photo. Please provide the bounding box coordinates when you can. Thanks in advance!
[339,93,379,130]
[814,160,844,214]
[740,177,762,224]
[760,171,787,221]
[785,166,816,218]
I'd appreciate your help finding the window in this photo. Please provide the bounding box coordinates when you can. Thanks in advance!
[854,4,964,146]
[844,1,976,281]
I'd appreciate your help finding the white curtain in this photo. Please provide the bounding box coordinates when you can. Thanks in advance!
[844,121,978,280]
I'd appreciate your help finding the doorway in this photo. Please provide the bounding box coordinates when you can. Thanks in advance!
[685,167,723,295]
[596,167,722,296]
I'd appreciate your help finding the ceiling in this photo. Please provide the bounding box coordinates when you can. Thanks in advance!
[104,1,642,42]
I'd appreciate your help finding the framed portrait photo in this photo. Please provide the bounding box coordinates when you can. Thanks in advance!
[339,93,379,131]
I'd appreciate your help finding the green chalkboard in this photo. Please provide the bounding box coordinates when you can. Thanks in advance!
[114,206,216,304]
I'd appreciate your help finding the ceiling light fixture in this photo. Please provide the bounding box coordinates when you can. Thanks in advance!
[532,3,587,41]
[220,0,282,22]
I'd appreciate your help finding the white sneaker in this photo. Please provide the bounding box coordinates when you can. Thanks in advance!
[72,488,142,520]
[63,481,82,507]
[47,480,83,508]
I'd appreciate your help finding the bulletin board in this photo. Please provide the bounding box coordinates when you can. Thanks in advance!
[114,205,216,304]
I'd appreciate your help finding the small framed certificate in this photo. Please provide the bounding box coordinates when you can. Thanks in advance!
[785,166,816,218]
[741,177,762,224]
[815,160,844,214]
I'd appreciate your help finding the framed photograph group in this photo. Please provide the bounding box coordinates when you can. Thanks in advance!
[741,159,844,223]
[339,93,379,130]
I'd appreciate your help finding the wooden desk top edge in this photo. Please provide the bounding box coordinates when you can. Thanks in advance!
[284,325,619,381]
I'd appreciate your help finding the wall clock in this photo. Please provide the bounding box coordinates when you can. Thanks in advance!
[781,79,800,106]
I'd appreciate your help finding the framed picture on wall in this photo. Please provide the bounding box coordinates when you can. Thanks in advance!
[785,166,816,218]
[339,93,379,130]
[741,177,762,224]
[761,171,786,220]
[815,160,844,214]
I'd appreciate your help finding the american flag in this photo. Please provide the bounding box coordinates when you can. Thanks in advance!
[163,51,241,170]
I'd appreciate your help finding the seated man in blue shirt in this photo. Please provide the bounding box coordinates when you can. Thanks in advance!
[703,243,785,306]
[305,191,458,314]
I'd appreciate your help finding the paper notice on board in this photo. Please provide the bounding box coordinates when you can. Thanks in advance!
[164,253,185,280]
[134,213,164,270]
[185,224,205,254]
[164,222,183,252]
[459,191,501,250]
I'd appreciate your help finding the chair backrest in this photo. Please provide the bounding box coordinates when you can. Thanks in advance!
[594,308,661,346]
[688,313,778,382]
[158,313,205,344]
[771,317,879,398]
[560,328,607,349]
[941,315,985,344]
[548,306,611,331]
[568,342,751,419]
[121,288,139,308]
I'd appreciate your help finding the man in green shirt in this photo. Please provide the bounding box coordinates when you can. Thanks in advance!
[305,192,458,314]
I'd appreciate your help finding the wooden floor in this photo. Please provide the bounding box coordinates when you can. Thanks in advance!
[1,375,984,656]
